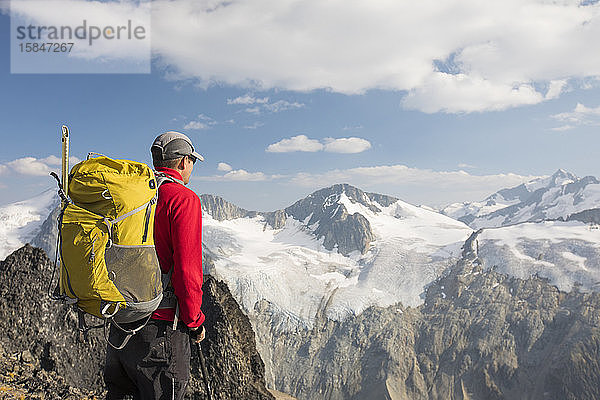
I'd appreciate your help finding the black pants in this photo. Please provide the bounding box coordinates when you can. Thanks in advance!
[104,319,191,400]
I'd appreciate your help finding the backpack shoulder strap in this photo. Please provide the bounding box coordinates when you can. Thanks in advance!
[154,171,185,187]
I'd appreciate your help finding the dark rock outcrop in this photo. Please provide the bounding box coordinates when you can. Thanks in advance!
[32,205,60,260]
[0,244,105,398]
[201,194,288,230]
[0,244,274,400]
[284,184,380,255]
[567,207,600,224]
[193,277,274,399]
[261,210,287,230]
[365,191,399,208]
[201,194,253,221]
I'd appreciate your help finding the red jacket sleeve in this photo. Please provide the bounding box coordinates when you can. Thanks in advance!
[169,191,205,328]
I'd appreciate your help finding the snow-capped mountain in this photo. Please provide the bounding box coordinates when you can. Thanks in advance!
[473,220,600,293]
[442,169,600,229]
[202,184,473,327]
[0,188,58,260]
[7,182,600,399]
[200,183,600,398]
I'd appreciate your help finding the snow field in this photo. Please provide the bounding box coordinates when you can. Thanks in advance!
[203,193,473,329]
[0,189,57,260]
[478,221,600,293]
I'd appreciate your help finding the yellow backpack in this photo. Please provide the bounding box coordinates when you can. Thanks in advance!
[56,155,163,347]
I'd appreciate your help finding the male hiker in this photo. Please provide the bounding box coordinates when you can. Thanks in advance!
[104,131,206,400]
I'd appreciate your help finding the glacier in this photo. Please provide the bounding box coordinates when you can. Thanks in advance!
[204,188,473,330]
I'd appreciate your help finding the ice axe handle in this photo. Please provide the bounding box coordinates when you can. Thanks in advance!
[196,341,212,400]
[61,125,70,204]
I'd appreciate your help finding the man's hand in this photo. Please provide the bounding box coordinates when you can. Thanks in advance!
[190,325,205,343]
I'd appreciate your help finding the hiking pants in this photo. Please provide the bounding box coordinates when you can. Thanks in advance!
[104,319,191,400]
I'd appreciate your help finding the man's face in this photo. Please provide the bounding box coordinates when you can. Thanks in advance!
[181,155,195,185]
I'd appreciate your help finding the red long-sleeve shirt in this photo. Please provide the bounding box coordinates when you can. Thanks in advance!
[151,168,205,328]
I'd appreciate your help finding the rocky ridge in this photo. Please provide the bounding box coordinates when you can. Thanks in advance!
[568,207,600,225]
[0,244,274,400]
[200,194,287,230]
[251,231,600,400]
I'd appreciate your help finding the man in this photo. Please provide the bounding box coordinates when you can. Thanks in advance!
[105,131,206,400]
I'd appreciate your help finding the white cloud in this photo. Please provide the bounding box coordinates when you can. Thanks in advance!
[41,155,61,166]
[266,135,371,153]
[244,107,261,115]
[0,155,82,177]
[266,135,323,153]
[228,94,305,114]
[195,162,546,207]
[458,163,476,169]
[551,102,600,129]
[287,164,543,206]
[47,155,81,166]
[551,125,575,132]
[150,0,600,113]
[6,157,55,176]
[262,100,304,113]
[217,162,233,172]
[545,80,568,100]
[227,94,269,105]
[184,121,210,130]
[402,73,544,113]
[198,169,269,182]
[13,1,599,111]
[323,137,371,154]
[243,121,265,130]
[223,169,267,181]
[184,113,216,130]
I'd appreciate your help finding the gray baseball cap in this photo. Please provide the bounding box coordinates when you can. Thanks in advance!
[151,131,204,162]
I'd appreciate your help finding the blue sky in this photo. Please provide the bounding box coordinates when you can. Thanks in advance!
[1,0,600,211]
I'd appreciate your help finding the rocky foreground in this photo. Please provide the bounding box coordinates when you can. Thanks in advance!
[0,244,275,400]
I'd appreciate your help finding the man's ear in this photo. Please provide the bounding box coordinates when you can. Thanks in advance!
[176,157,186,171]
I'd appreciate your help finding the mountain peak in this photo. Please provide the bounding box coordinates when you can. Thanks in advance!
[549,169,577,187]
[444,168,600,229]
[286,184,384,255]
[307,183,399,211]
[201,194,252,221]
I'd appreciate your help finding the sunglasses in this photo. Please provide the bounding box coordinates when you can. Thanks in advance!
[186,155,197,164]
